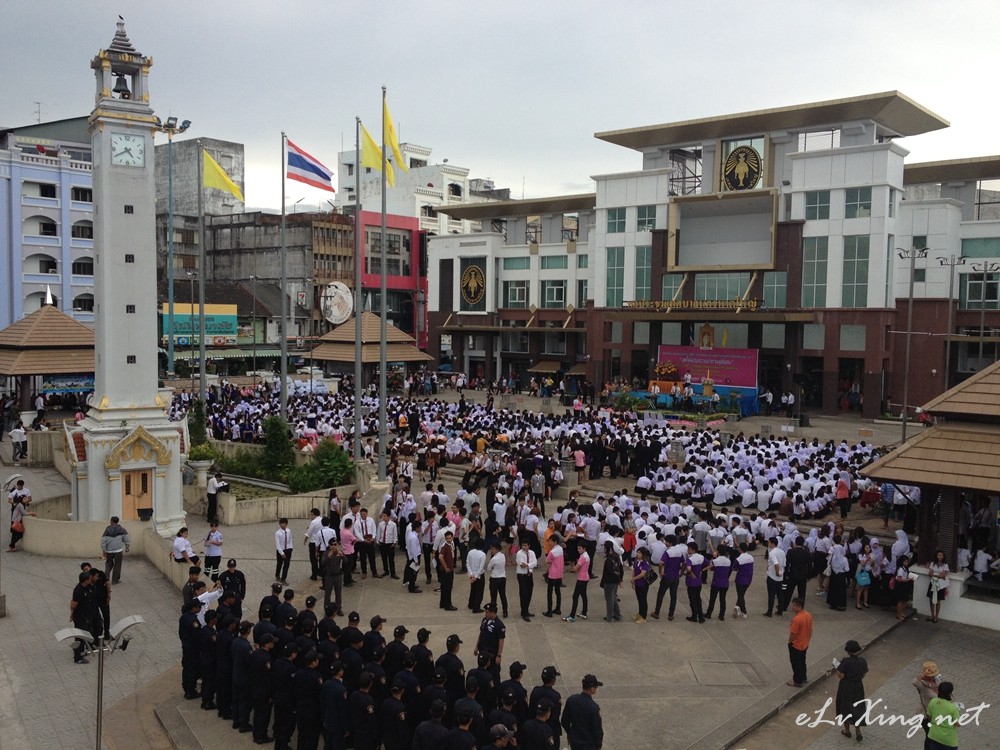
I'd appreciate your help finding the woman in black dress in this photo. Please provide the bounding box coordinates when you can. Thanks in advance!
[836,640,869,741]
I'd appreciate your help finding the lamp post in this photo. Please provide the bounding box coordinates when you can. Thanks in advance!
[153,116,191,376]
[971,261,1000,365]
[937,254,966,390]
[249,275,258,387]
[897,247,928,443]
[186,271,197,394]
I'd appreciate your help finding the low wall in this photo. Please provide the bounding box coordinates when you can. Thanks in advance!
[910,566,999,631]
[208,439,313,467]
[22,429,63,467]
[143,527,192,590]
[183,485,358,526]
[31,493,72,520]
[20,516,151,559]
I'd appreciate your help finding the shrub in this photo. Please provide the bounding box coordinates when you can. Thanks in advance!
[286,440,354,493]
[218,447,265,479]
[187,442,218,461]
[262,415,296,479]
[188,399,208,446]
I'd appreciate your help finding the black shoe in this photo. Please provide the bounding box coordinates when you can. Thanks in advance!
[253,737,273,745]
[503,612,509,618]
[219,713,232,721]
[762,612,772,617]
[686,616,699,622]
[75,657,90,665]
[390,575,400,579]
[704,613,713,619]
[445,606,458,611]
[183,691,199,700]
[542,611,552,617]
[698,617,706,623]
[238,725,252,733]
[552,609,562,615]
[719,615,725,621]
[522,615,532,621]
[201,702,216,710]
[472,608,484,613]
[310,575,319,581]
[409,587,422,593]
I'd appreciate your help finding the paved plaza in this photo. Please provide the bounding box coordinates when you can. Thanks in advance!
[1,402,995,749]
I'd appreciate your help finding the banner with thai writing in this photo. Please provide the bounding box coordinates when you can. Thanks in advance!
[656,345,758,388]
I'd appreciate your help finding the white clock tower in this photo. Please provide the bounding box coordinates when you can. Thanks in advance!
[69,20,185,535]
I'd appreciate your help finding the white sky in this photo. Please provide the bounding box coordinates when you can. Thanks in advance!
[3,1,999,211]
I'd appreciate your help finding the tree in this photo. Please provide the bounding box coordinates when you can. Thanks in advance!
[262,415,296,479]
[188,398,208,446]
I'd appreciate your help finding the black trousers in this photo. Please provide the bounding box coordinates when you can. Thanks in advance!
[296,717,321,750]
[104,552,123,584]
[422,543,434,583]
[788,644,808,685]
[275,549,292,581]
[439,570,454,608]
[216,663,233,717]
[635,584,649,618]
[518,574,534,616]
[546,578,562,614]
[309,542,321,578]
[200,660,216,706]
[489,578,509,615]
[206,492,218,521]
[766,577,783,615]
[323,574,343,613]
[232,682,252,728]
[686,584,704,619]
[706,587,727,618]
[344,552,357,584]
[404,558,420,591]
[570,580,588,617]
[782,577,807,611]
[252,693,272,741]
[273,701,296,748]
[181,649,199,694]
[468,576,485,610]
[654,578,679,617]
[735,583,750,614]
[379,543,397,577]
[358,542,377,575]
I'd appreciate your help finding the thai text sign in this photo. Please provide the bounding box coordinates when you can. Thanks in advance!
[160,304,238,338]
[657,345,758,388]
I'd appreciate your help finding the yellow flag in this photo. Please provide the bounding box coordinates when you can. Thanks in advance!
[361,123,394,187]
[383,98,408,177]
[202,149,244,202]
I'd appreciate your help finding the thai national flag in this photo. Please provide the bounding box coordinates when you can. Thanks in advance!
[287,139,334,192]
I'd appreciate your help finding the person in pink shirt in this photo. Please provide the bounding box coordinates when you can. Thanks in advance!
[563,540,590,622]
[340,518,357,587]
[543,533,565,617]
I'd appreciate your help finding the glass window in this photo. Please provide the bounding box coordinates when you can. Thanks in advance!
[577,254,589,269]
[888,188,896,218]
[543,331,566,355]
[540,255,568,270]
[763,271,787,308]
[607,207,626,234]
[541,280,566,309]
[71,258,94,275]
[845,187,872,219]
[634,321,650,345]
[661,273,683,301]
[913,268,926,283]
[805,190,830,220]
[577,279,589,306]
[71,187,92,202]
[960,272,1000,310]
[606,247,624,307]
[912,235,927,251]
[694,272,751,301]
[501,331,529,353]
[842,235,870,307]
[634,246,652,301]
[961,238,1000,258]
[802,236,829,307]
[502,257,530,271]
[636,205,657,232]
[502,280,529,308]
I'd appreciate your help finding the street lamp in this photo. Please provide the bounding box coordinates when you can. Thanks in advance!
[56,615,145,750]
[249,275,259,386]
[937,255,966,390]
[186,271,198,394]
[153,116,191,376]
[971,261,1000,365]
[897,247,929,443]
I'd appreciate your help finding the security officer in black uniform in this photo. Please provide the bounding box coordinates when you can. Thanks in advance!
[379,677,411,750]
[483,723,516,749]
[475,603,506,685]
[219,558,247,610]
[422,667,449,724]
[231,620,254,731]
[411,627,435,686]
[363,644,389,706]
[469,651,498,714]
[198,609,219,711]
[384,624,409,679]
[249,633,276,744]
[435,634,466,714]
[412,698,449,750]
[321,660,349,750]
[215,614,237,721]
[349,671,380,750]
[178,600,202,699]
[486,687,519,736]
[520,699,557,749]
[294,649,324,750]
[341,629,365,691]
[396,651,423,727]
[272,642,299,750]
[561,674,604,750]
[529,666,562,745]
[499,660,529,728]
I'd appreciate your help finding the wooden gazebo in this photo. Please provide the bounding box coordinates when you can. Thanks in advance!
[0,305,95,411]
[310,311,432,368]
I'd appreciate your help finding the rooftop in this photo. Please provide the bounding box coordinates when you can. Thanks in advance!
[903,155,1000,185]
[436,193,596,221]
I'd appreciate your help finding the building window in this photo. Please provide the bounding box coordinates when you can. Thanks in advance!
[346,163,354,176]
[845,187,872,219]
[502,280,529,309]
[763,271,787,308]
[960,238,1000,258]
[577,254,588,269]
[365,230,410,275]
[842,235,870,307]
[124,205,133,214]
[501,331,529,353]
[913,268,926,283]
[71,258,94,275]
[888,188,897,218]
[634,245,652,301]
[71,222,93,239]
[960,273,1000,310]
[802,236,829,307]
[634,321,650,345]
[38,183,57,199]
[126,355,136,364]
[540,255,568,270]
[543,331,566,355]
[125,254,135,263]
[39,220,57,236]
[71,187,93,202]
[502,257,530,271]
[39,257,57,274]
[541,280,566,309]
[805,190,830,220]
[912,235,927,250]
[694,272,751,301]
[74,297,94,312]
[636,205,657,232]
[126,304,135,313]
[606,247,625,307]
[577,279,589,306]
[606,207,626,234]
[661,273,683,301]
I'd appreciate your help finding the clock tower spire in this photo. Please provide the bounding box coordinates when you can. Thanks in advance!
[72,19,186,535]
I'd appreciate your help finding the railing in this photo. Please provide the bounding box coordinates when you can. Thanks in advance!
[23,272,61,284]
[22,234,60,246]
[21,195,59,208]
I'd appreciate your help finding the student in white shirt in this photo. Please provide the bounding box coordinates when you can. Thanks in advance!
[376,510,399,579]
[487,541,510,617]
[274,518,293,583]
[305,508,325,581]
[466,539,488,612]
[515,539,539,621]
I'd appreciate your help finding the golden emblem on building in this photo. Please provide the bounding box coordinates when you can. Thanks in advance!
[461,264,486,305]
[722,145,762,191]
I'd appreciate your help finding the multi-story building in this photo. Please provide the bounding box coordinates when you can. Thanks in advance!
[429,91,1000,418]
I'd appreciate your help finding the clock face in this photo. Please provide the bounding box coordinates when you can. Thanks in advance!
[110,132,145,167]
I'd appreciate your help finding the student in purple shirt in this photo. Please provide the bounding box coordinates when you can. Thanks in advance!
[733,543,755,619]
[684,542,706,623]
[704,548,732,621]
[652,534,685,621]
[629,548,652,623]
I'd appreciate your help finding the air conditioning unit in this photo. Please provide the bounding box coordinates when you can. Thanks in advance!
[48,269,58,274]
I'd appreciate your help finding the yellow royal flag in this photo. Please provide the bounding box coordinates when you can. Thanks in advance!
[361,123,394,187]
[383,98,408,177]
[202,149,244,202]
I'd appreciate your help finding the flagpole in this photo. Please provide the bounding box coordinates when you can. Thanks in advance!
[196,141,207,404]
[378,86,389,483]
[279,132,289,422]
[353,118,363,465]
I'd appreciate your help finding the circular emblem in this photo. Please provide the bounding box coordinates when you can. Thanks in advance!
[723,145,762,191]
[461,264,486,305]
[322,281,354,325]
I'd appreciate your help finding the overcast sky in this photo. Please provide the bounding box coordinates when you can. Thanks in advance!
[4,1,999,210]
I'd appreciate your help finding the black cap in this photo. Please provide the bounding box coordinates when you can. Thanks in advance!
[391,677,406,692]
[417,627,432,641]
[348,630,364,644]
[483,602,498,613]
[370,615,387,628]
[491,724,515,739]
[394,625,409,637]
[348,611,360,622]
[447,634,463,646]
[434,666,448,682]
[271,582,283,592]
[258,634,275,646]
[285,614,297,626]
[509,660,527,676]
[501,688,517,704]
[541,665,560,681]
[305,596,317,607]
[582,674,603,688]
[227,558,237,567]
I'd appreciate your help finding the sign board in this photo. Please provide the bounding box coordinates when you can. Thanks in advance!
[42,374,94,394]
[657,344,758,389]
[161,303,238,339]
[322,281,354,325]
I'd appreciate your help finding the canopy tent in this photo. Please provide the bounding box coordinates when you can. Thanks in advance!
[527,360,561,374]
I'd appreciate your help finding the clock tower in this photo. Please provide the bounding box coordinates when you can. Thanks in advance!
[70,20,185,535]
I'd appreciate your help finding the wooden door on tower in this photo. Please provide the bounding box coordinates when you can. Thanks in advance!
[122,469,152,521]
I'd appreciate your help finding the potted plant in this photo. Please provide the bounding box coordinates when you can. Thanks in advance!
[187,400,215,486]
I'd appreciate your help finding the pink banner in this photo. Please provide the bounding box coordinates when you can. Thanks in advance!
[657,345,758,389]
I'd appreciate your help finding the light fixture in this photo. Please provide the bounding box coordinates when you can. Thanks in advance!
[931,368,938,377]
[165,116,178,129]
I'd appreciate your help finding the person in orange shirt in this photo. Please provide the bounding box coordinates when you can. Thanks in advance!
[787,597,814,688]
